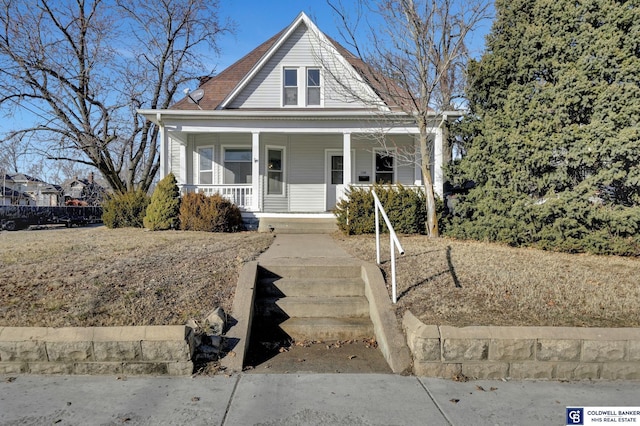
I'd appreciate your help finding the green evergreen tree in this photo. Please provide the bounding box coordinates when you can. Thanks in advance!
[143,173,181,230]
[449,0,640,255]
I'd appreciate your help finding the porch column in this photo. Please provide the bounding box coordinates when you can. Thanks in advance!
[343,132,352,185]
[159,124,167,178]
[434,126,444,198]
[414,134,422,185]
[252,131,260,211]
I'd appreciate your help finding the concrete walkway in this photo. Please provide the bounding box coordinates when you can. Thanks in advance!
[1,373,639,425]
[258,233,353,260]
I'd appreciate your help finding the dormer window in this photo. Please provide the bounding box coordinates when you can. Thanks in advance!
[282,67,323,107]
[307,68,320,106]
[283,68,298,106]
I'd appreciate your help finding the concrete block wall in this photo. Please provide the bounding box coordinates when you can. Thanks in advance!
[403,312,640,380]
[0,326,192,375]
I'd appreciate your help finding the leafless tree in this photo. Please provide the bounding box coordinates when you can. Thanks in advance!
[326,0,490,237]
[0,133,30,174]
[0,0,232,194]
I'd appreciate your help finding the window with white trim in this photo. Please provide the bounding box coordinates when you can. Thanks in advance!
[267,148,284,195]
[198,147,214,184]
[307,68,321,106]
[283,68,298,106]
[374,150,395,184]
[223,147,252,184]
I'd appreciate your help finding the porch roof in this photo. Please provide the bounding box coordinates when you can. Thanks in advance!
[138,108,462,126]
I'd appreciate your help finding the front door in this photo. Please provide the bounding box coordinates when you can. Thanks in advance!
[326,150,353,211]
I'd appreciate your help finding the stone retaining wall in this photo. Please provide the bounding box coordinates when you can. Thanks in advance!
[403,312,640,380]
[0,326,192,375]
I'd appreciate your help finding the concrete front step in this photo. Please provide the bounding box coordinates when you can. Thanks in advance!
[275,296,370,318]
[258,264,362,280]
[258,217,338,234]
[258,277,365,297]
[280,317,374,341]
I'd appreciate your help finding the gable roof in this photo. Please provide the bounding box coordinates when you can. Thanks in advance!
[170,12,404,112]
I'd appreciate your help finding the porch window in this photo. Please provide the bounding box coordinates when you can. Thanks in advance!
[283,68,298,106]
[307,68,321,106]
[198,147,213,185]
[331,155,343,184]
[375,150,394,184]
[223,148,252,184]
[267,148,283,195]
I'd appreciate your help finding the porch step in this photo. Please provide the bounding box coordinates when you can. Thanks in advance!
[258,264,361,280]
[280,317,374,341]
[257,277,365,297]
[258,217,338,234]
[275,296,370,318]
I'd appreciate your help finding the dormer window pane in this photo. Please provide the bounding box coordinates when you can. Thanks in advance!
[284,68,298,106]
[307,68,320,106]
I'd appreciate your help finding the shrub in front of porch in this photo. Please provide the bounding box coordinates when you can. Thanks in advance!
[102,190,150,229]
[335,184,429,235]
[144,173,181,231]
[179,192,243,232]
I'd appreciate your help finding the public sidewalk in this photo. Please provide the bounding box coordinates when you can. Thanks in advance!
[1,373,639,425]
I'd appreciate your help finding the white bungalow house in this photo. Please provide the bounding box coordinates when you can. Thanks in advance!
[139,12,459,230]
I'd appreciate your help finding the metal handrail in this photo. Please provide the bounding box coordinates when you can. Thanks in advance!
[371,190,405,303]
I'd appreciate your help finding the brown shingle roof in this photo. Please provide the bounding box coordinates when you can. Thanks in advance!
[171,30,284,110]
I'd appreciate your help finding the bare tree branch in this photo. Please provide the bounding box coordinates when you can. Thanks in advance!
[0,0,233,193]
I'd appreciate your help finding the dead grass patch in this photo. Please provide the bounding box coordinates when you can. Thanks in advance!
[333,234,640,327]
[0,226,273,327]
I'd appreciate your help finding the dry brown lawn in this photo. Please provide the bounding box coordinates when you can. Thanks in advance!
[2,226,639,329]
[334,234,640,328]
[0,226,273,327]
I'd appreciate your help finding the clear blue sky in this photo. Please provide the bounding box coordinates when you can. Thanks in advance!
[214,0,347,71]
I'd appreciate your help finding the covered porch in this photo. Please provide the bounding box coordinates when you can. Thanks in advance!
[153,111,446,215]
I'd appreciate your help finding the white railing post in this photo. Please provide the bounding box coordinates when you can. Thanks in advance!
[375,199,381,265]
[371,190,405,303]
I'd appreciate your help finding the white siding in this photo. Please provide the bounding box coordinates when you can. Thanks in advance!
[289,185,325,211]
[170,138,181,177]
[288,134,341,212]
[229,23,376,109]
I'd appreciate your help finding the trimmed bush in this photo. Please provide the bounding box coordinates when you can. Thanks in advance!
[335,184,431,235]
[179,192,243,232]
[102,190,150,229]
[144,173,181,230]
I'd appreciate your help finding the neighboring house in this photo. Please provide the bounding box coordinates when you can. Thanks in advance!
[139,12,459,227]
[3,173,61,206]
[1,182,22,206]
[62,173,106,206]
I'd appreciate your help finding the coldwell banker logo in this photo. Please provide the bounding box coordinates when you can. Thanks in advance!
[567,408,584,425]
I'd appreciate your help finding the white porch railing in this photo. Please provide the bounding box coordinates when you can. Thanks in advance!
[180,185,253,210]
[371,190,405,304]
